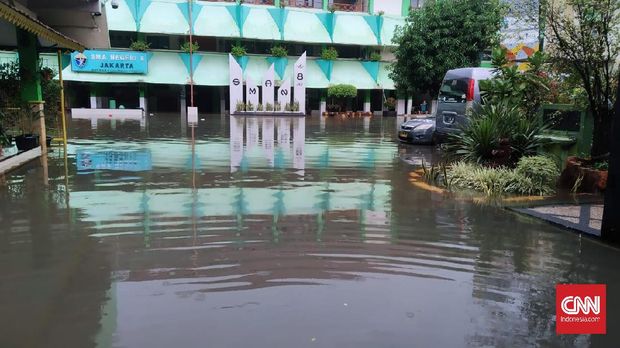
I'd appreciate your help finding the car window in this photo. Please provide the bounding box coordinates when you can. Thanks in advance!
[438,78,470,103]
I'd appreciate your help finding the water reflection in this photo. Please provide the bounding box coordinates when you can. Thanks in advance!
[0,114,619,347]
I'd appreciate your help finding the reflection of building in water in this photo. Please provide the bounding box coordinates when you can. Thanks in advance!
[230,116,305,173]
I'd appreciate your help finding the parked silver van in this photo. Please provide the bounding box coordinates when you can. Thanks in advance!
[434,68,494,142]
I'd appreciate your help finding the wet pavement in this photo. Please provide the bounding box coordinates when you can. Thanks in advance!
[1,114,619,348]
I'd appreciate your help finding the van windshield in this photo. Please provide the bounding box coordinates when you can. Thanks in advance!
[438,78,470,103]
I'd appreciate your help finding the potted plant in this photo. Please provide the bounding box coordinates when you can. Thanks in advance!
[130,40,150,51]
[369,52,382,62]
[246,101,255,111]
[292,101,300,113]
[266,102,274,112]
[256,103,264,112]
[231,44,247,58]
[327,84,357,113]
[321,47,338,61]
[383,97,397,116]
[235,101,246,113]
[14,106,40,151]
[270,45,288,58]
[181,41,200,53]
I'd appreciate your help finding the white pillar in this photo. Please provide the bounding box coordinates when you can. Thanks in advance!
[320,100,326,115]
[139,96,146,111]
[364,101,371,113]
[180,87,187,115]
[397,99,406,115]
[407,97,413,115]
[90,96,97,109]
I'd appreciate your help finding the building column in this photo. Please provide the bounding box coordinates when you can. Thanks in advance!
[220,87,226,115]
[320,93,327,115]
[401,0,410,16]
[397,98,406,115]
[407,96,413,114]
[601,78,620,242]
[368,0,374,14]
[323,0,329,11]
[180,86,187,115]
[139,84,147,111]
[90,86,97,109]
[17,29,46,153]
[363,90,371,113]
[274,0,281,7]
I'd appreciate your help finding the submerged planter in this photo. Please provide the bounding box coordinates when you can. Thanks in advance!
[560,156,608,192]
[15,134,39,151]
[383,110,397,117]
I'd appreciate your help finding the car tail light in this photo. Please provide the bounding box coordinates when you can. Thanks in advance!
[466,79,475,102]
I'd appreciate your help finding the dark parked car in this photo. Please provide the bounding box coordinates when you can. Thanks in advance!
[398,117,436,144]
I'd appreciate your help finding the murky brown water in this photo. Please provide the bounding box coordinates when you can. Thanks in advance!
[1,114,619,348]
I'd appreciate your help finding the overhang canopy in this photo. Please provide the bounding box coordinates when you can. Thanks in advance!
[0,1,85,51]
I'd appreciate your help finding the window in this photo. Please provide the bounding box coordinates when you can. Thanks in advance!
[438,79,470,103]
[410,0,425,9]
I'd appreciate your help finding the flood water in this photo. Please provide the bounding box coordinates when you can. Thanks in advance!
[1,114,619,348]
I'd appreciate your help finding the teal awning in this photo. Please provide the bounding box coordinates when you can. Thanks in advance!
[105,0,400,47]
[61,51,396,89]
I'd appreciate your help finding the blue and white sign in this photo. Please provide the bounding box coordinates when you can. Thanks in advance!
[76,150,152,172]
[71,50,149,74]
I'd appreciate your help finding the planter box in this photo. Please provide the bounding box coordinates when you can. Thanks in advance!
[383,110,397,117]
[231,112,305,117]
[15,134,39,151]
[560,156,608,192]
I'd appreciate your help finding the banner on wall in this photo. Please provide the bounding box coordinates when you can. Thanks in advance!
[293,52,307,113]
[262,64,275,108]
[71,50,148,74]
[229,54,243,112]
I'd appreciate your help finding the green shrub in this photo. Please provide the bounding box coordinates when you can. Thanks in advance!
[369,52,382,62]
[292,101,300,112]
[246,101,254,111]
[266,102,274,111]
[256,103,263,111]
[129,40,150,51]
[321,47,338,60]
[235,101,245,112]
[446,101,548,166]
[327,84,357,99]
[515,155,559,189]
[270,45,288,57]
[447,161,556,196]
[181,41,200,52]
[231,44,247,57]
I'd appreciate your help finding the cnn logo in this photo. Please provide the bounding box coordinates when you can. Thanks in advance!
[556,284,606,335]
[560,296,600,315]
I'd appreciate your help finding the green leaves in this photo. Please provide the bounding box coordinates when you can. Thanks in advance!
[327,84,357,99]
[390,0,504,95]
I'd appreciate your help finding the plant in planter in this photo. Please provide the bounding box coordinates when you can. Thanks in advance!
[270,45,288,58]
[369,52,382,62]
[181,41,200,53]
[284,103,292,112]
[235,101,246,113]
[130,40,150,51]
[275,103,282,111]
[292,101,300,112]
[266,102,274,112]
[231,44,247,58]
[246,101,255,111]
[327,84,357,112]
[328,5,336,13]
[14,106,41,151]
[377,10,385,16]
[256,103,264,112]
[321,47,338,61]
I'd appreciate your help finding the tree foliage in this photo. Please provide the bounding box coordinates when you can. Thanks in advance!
[545,0,620,156]
[390,0,504,96]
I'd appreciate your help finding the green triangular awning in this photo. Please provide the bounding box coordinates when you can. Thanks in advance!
[266,57,288,79]
[315,12,336,42]
[316,59,333,81]
[235,55,249,71]
[126,0,152,30]
[361,61,379,82]
[363,15,383,45]
[179,53,203,74]
[267,7,289,40]
[226,4,251,37]
[177,2,203,28]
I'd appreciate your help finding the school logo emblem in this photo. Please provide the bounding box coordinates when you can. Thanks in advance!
[74,53,87,68]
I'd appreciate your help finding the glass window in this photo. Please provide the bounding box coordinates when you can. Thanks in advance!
[438,79,469,103]
[410,0,425,8]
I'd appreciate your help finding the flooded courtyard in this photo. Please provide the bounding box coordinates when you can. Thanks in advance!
[1,114,619,347]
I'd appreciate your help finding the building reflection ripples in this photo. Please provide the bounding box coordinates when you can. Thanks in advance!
[0,114,619,347]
